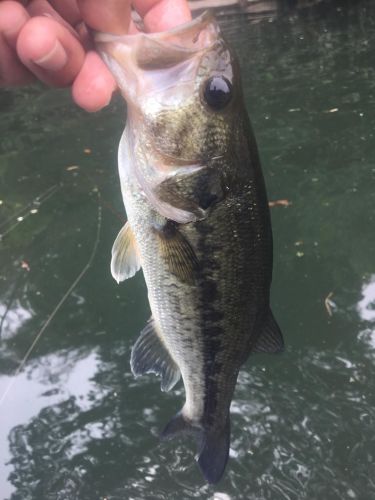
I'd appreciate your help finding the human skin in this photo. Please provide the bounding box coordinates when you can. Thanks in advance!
[0,0,191,111]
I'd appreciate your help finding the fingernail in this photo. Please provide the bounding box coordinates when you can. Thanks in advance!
[33,39,68,71]
[87,77,114,111]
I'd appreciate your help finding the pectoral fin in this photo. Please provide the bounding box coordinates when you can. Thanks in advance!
[153,221,199,284]
[253,310,284,353]
[154,178,206,221]
[111,222,141,283]
[155,166,225,221]
[131,318,181,392]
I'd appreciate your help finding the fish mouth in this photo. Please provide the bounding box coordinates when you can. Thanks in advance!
[94,11,219,98]
[95,10,217,63]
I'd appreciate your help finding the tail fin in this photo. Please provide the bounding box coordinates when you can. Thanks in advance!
[161,411,230,484]
[197,417,230,484]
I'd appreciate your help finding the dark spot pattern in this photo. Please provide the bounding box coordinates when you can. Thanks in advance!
[194,219,228,427]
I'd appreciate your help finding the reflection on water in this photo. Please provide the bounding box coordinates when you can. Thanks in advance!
[0,349,102,499]
[1,1,375,499]
[357,275,375,322]
[357,274,375,351]
[0,302,33,341]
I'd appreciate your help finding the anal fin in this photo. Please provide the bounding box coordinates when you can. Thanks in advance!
[111,222,141,283]
[253,309,284,353]
[131,318,181,392]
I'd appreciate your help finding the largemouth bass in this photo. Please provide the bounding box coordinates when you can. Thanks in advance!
[96,11,284,484]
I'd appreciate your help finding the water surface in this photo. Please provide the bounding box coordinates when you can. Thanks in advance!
[1,2,375,499]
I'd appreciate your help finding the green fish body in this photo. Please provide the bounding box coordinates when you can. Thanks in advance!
[96,12,283,484]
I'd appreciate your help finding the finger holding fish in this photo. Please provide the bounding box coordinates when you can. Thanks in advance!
[0,0,191,110]
[0,0,115,107]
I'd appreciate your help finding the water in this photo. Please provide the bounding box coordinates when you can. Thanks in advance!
[1,2,375,499]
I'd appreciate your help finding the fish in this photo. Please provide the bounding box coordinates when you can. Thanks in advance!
[95,11,284,484]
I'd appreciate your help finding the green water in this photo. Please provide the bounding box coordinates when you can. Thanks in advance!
[1,2,375,499]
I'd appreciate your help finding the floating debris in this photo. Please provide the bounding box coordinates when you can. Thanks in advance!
[324,108,339,113]
[84,148,92,154]
[66,165,80,171]
[294,240,304,246]
[21,260,30,272]
[296,251,304,258]
[268,199,292,208]
[324,291,336,317]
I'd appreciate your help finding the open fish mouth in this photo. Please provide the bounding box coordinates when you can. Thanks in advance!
[95,11,217,62]
[94,11,220,101]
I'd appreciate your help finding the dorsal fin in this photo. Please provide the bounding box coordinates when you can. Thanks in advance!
[253,310,284,353]
[130,318,181,392]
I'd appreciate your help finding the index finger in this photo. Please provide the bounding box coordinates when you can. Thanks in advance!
[133,0,192,32]
[78,0,132,35]
[78,0,191,35]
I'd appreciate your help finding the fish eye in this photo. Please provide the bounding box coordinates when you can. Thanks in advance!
[203,76,233,111]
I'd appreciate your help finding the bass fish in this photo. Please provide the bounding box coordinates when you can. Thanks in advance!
[96,11,283,484]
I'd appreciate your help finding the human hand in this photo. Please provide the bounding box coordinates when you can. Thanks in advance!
[0,0,191,111]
